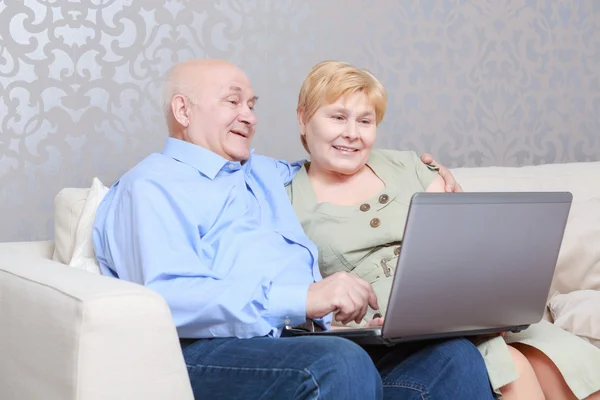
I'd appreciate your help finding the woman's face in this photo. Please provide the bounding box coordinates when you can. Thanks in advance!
[302,92,377,177]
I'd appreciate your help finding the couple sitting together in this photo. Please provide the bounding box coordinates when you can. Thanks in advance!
[92,58,600,399]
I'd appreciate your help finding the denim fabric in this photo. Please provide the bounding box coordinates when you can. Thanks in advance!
[181,336,494,399]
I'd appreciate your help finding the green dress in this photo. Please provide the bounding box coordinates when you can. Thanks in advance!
[287,149,600,399]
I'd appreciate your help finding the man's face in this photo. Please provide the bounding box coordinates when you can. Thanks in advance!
[186,66,258,162]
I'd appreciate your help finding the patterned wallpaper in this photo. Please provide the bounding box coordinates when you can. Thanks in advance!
[1,0,599,242]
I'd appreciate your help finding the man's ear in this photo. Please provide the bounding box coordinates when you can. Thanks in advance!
[171,95,190,127]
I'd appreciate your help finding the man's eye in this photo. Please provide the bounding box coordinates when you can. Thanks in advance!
[332,115,344,120]
[228,99,239,105]
[361,120,372,124]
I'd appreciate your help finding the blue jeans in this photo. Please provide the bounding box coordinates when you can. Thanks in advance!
[180,336,494,399]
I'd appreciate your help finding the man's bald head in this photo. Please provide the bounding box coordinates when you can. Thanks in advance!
[162,59,242,124]
[162,59,258,161]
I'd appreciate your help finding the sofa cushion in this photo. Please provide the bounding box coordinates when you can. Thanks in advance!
[453,161,600,299]
[52,178,108,274]
[549,290,600,348]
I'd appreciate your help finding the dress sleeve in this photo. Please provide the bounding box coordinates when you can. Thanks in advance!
[376,149,439,190]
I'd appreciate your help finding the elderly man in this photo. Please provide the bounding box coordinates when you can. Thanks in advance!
[93,59,492,399]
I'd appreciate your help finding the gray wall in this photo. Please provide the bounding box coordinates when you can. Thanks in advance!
[1,0,599,242]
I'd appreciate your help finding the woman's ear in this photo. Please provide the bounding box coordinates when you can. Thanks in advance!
[298,110,311,142]
[298,108,311,154]
[297,108,305,133]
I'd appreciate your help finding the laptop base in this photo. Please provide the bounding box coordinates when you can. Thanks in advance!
[281,324,531,347]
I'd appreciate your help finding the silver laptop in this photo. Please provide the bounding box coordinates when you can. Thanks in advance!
[283,192,573,346]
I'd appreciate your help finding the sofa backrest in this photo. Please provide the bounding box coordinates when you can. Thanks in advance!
[53,161,600,298]
[452,161,600,202]
[452,161,600,299]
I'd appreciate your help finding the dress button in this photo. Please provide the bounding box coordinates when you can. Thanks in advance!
[394,246,400,256]
[360,203,370,212]
[379,194,389,204]
[370,218,380,228]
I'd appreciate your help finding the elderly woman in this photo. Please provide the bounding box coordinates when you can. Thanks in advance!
[286,60,600,400]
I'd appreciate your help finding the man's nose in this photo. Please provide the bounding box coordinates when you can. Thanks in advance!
[239,107,257,126]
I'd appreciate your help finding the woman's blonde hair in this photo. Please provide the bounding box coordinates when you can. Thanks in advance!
[297,60,387,152]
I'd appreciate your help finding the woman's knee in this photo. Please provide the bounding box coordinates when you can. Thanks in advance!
[506,345,537,378]
[499,345,544,399]
[512,343,581,400]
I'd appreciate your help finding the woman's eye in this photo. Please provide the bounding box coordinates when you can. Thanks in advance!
[332,115,344,120]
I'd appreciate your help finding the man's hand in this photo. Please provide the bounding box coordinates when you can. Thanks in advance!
[420,153,463,193]
[306,272,379,325]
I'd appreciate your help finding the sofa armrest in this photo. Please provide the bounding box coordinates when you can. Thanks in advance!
[0,244,193,400]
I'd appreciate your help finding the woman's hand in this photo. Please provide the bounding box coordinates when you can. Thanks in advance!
[478,331,507,338]
[330,316,384,329]
[330,325,352,330]
[367,317,385,327]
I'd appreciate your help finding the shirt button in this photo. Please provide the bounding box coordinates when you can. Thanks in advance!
[229,164,235,169]
[360,203,370,212]
[394,246,400,256]
[379,194,389,204]
[370,218,380,228]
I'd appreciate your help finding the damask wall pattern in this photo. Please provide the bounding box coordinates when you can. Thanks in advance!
[0,0,599,241]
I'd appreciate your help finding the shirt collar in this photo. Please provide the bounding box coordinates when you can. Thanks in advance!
[162,137,254,179]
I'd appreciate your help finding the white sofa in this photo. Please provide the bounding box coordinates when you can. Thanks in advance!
[1,161,600,400]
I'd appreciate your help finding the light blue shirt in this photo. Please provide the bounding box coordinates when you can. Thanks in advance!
[93,137,331,339]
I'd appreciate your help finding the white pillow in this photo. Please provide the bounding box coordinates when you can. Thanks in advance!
[53,177,109,274]
[52,188,88,265]
[549,290,600,348]
[550,198,600,296]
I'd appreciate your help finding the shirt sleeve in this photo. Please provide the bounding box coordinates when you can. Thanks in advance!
[108,178,309,339]
[273,158,306,186]
[410,151,440,190]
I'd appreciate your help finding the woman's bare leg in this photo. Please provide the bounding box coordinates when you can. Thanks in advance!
[499,345,545,400]
[512,343,600,400]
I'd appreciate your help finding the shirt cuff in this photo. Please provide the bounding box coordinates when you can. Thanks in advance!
[313,314,332,330]
[266,284,309,327]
